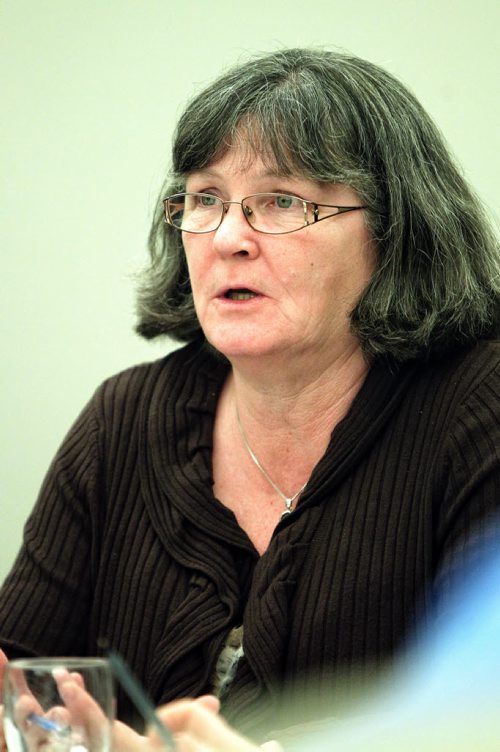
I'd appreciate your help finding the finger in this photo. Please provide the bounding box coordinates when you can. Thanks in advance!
[2,659,45,735]
[14,695,50,751]
[13,693,42,731]
[172,730,205,752]
[0,704,6,752]
[69,671,85,689]
[52,668,85,691]
[58,680,110,749]
[193,695,220,715]
[144,699,217,750]
[153,701,259,752]
[46,703,71,729]
[0,650,8,700]
[112,720,150,752]
[7,665,33,700]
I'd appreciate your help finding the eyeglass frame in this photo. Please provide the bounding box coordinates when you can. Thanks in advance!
[163,192,368,236]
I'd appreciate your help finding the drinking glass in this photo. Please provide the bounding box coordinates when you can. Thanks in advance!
[3,657,114,751]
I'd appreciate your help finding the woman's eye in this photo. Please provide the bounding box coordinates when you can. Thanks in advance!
[198,194,219,207]
[275,194,295,209]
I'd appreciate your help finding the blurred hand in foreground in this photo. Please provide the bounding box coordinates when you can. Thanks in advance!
[0,656,281,752]
[114,692,282,751]
[0,648,7,752]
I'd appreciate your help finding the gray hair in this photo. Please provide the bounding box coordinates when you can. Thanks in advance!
[136,48,500,362]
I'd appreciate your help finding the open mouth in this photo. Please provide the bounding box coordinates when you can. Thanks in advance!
[224,289,258,300]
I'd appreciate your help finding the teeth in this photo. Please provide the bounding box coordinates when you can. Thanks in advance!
[226,290,257,300]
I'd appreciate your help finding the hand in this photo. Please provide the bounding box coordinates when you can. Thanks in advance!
[2,664,109,751]
[0,648,8,752]
[0,648,7,697]
[147,697,282,752]
[3,661,281,752]
[113,695,282,752]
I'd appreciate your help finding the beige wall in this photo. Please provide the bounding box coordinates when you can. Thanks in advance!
[1,0,498,581]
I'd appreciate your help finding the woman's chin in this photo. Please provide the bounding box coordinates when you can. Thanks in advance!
[206,334,280,363]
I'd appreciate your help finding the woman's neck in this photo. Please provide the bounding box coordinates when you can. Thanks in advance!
[212,343,371,554]
[227,342,370,437]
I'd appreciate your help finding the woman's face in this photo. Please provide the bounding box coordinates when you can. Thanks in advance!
[182,147,376,367]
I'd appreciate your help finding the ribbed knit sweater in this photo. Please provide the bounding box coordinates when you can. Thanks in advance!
[1,339,499,738]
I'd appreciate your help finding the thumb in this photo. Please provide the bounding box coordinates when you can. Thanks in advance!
[193,695,220,715]
[0,649,8,700]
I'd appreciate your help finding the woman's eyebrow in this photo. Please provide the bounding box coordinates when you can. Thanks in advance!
[187,168,220,179]
[187,167,291,181]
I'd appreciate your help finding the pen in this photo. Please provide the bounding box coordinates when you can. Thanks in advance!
[108,651,175,749]
[27,712,69,736]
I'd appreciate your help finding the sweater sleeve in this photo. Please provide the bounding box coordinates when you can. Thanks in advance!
[0,396,103,658]
[434,355,500,612]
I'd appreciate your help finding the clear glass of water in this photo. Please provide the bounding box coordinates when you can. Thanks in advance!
[3,657,114,751]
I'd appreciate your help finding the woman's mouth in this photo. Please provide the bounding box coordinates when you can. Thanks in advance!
[223,289,258,300]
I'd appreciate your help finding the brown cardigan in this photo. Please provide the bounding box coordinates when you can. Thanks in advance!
[1,339,499,737]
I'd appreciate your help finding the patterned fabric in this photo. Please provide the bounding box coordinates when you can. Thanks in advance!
[212,625,244,698]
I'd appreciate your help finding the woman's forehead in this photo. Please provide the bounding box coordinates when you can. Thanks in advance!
[186,139,311,186]
[197,119,301,175]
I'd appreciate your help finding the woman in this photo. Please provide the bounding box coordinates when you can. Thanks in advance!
[0,48,499,743]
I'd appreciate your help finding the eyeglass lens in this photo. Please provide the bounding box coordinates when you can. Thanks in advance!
[166,193,309,233]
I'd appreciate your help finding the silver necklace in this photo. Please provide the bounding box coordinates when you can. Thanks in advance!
[236,407,307,519]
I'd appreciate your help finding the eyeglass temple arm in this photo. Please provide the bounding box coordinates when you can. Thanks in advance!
[312,203,367,223]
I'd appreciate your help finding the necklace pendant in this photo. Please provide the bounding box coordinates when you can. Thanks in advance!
[235,406,307,525]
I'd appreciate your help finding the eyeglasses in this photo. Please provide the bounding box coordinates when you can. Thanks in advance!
[163,192,367,235]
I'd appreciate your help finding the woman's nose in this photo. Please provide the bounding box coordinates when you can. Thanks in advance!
[212,202,260,258]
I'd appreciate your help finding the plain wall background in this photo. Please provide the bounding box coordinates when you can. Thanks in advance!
[1,0,498,582]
